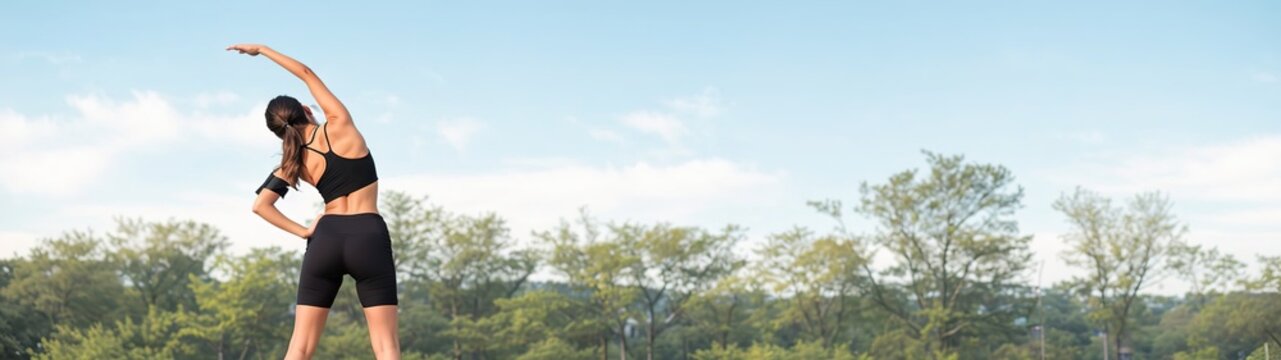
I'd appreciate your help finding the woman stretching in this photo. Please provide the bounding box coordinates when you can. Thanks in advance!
[228,43,400,360]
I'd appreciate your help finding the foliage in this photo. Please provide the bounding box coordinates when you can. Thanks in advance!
[1054,187,1187,359]
[3,152,1279,360]
[813,151,1033,357]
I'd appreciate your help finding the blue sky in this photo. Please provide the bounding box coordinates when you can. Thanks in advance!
[2,1,1278,291]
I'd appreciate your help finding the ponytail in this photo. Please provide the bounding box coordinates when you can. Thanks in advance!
[265,95,311,189]
[278,123,306,189]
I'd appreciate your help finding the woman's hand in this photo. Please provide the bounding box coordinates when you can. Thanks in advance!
[226,43,267,56]
[301,213,326,239]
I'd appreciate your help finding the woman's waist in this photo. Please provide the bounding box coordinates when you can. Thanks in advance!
[321,196,379,215]
[314,212,387,230]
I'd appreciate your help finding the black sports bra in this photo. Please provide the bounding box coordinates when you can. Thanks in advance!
[256,123,378,203]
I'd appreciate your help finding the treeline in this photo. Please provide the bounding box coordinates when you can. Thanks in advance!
[1,152,1278,359]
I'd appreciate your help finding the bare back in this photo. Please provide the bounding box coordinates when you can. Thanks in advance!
[298,122,380,215]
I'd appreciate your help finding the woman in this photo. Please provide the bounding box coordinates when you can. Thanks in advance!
[228,44,400,360]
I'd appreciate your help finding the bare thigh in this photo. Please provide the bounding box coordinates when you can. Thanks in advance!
[285,305,330,360]
[364,305,400,360]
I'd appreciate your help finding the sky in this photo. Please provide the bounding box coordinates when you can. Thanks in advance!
[1,1,1278,293]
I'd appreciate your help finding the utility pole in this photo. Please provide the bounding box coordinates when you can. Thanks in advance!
[1036,261,1046,360]
[1101,331,1108,360]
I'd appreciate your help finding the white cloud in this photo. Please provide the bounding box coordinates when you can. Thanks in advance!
[664,87,725,118]
[0,231,44,259]
[436,118,484,152]
[68,91,182,145]
[0,109,57,152]
[385,157,786,240]
[2,146,111,195]
[0,91,275,196]
[46,188,323,258]
[0,157,787,260]
[1049,135,1281,205]
[614,87,727,146]
[621,111,686,144]
[1038,134,1281,294]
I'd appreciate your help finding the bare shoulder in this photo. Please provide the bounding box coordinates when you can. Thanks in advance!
[324,120,370,157]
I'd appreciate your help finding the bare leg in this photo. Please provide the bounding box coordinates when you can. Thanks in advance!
[364,305,400,360]
[285,305,330,360]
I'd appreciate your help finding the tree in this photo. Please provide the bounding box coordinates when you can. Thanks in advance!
[183,247,300,359]
[814,151,1033,356]
[0,258,50,359]
[691,340,863,360]
[1053,187,1186,360]
[685,274,770,352]
[538,209,642,360]
[488,289,594,354]
[32,306,199,360]
[1168,243,1243,307]
[621,222,743,360]
[2,230,126,328]
[1231,255,1281,349]
[1181,292,1281,357]
[516,338,594,360]
[108,217,229,314]
[379,191,452,355]
[755,226,865,349]
[379,190,540,359]
[427,211,534,358]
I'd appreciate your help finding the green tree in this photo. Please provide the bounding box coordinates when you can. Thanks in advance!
[517,338,594,360]
[432,212,535,358]
[313,314,382,359]
[1054,187,1186,359]
[2,230,125,328]
[1185,255,1281,352]
[621,222,743,360]
[0,259,51,359]
[685,275,771,352]
[755,226,865,348]
[692,340,862,360]
[184,247,300,359]
[108,217,229,314]
[380,191,452,355]
[380,190,539,359]
[539,210,642,360]
[33,306,199,360]
[488,289,594,353]
[1182,292,1280,358]
[815,151,1033,356]
[1168,243,1243,307]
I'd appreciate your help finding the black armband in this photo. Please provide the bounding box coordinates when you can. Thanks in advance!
[256,173,291,198]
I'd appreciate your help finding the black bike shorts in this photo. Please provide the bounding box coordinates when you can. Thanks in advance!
[297,213,399,308]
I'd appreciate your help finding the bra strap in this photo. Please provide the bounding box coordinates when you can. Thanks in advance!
[322,122,334,154]
[303,123,321,146]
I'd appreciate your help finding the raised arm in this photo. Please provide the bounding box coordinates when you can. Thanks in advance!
[227,44,353,128]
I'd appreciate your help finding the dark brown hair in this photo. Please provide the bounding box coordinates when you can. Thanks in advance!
[265,95,312,189]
